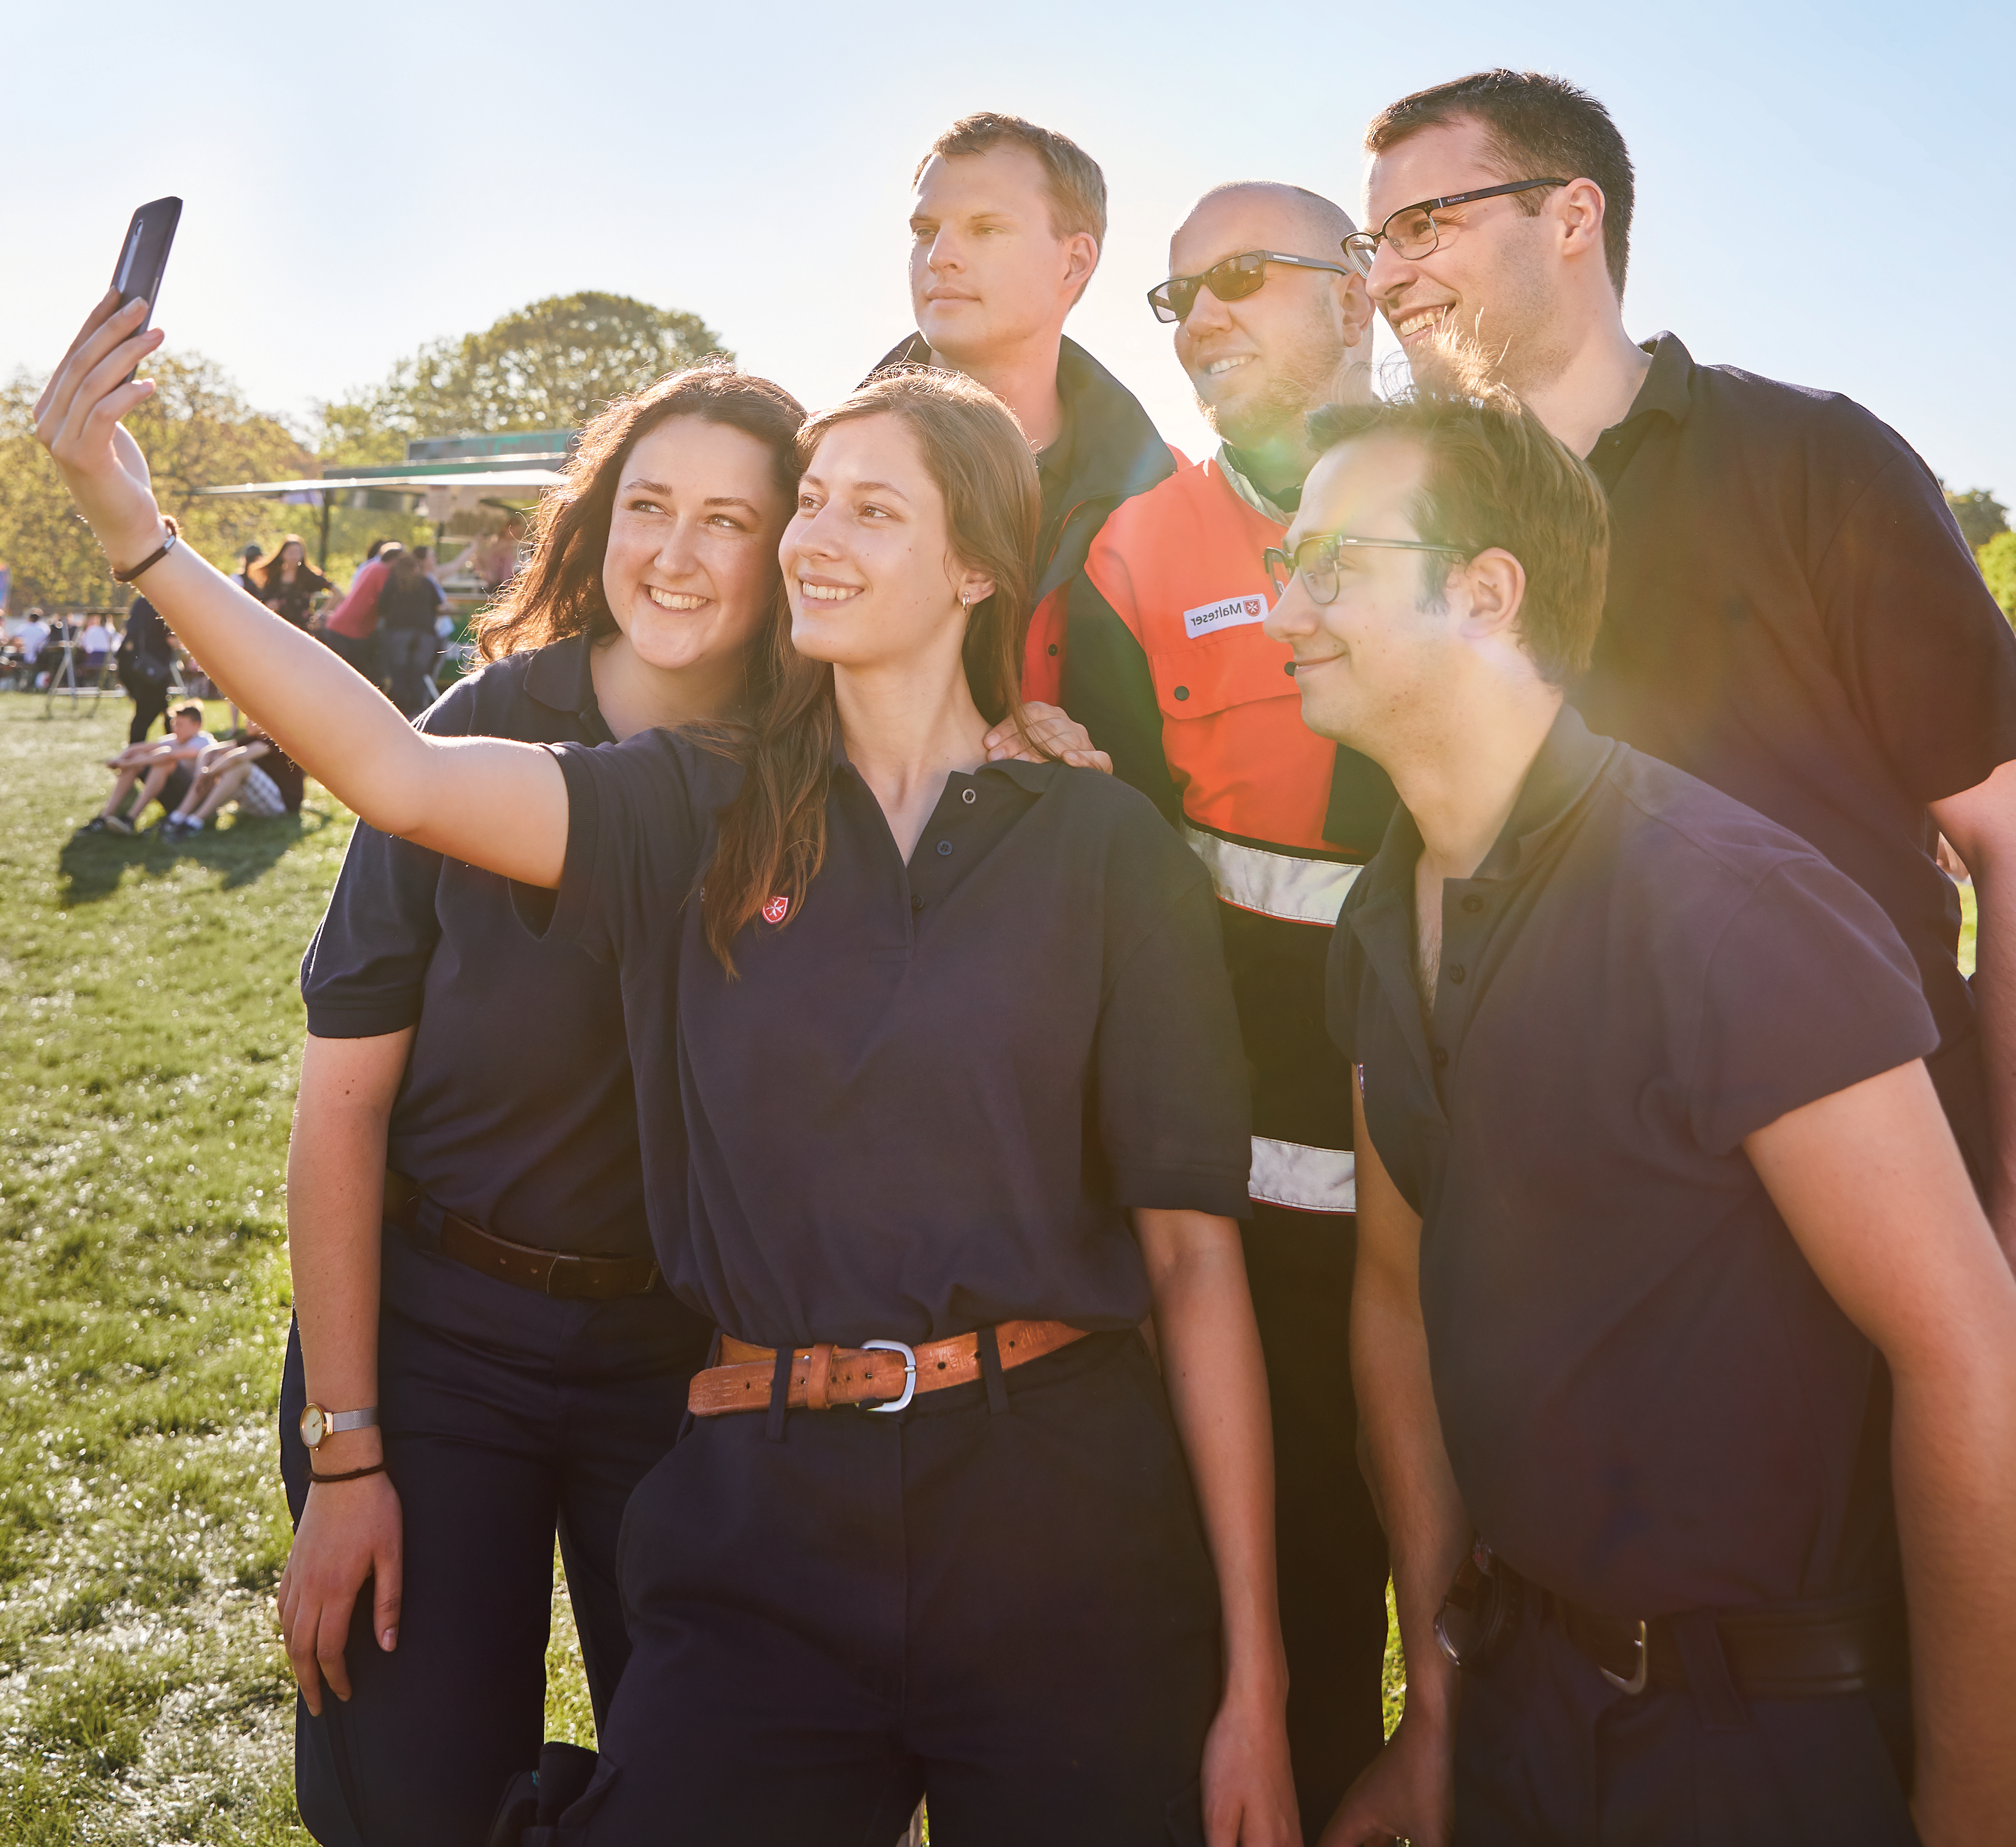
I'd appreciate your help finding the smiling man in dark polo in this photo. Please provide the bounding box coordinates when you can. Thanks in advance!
[1273,387,2016,1847]
[1347,69,2016,1268]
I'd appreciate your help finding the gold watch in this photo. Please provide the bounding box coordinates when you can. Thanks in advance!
[300,1403,378,1450]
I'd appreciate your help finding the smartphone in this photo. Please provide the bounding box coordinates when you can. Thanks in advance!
[111,196,182,379]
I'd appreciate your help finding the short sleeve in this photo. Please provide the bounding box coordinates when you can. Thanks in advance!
[298,678,485,1038]
[1817,437,2016,803]
[523,729,711,966]
[1689,855,1938,1153]
[1095,865,1252,1218]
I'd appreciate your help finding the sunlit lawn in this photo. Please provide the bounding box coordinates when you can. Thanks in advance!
[0,690,596,1843]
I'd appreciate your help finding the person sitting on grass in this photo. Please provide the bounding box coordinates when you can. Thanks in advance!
[85,700,213,834]
[158,727,306,838]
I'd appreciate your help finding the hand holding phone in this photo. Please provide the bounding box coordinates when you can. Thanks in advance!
[112,197,181,380]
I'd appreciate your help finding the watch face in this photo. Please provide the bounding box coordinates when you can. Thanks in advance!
[300,1404,327,1449]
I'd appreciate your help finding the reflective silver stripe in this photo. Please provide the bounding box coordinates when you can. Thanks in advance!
[1250,1137,1357,1214]
[1183,825,1364,926]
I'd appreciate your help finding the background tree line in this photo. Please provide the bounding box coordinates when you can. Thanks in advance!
[0,292,725,609]
[3,297,2007,619]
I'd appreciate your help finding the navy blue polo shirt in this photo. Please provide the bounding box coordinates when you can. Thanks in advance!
[300,635,653,1260]
[1577,334,2016,1171]
[1327,707,1937,1616]
[530,729,1253,1350]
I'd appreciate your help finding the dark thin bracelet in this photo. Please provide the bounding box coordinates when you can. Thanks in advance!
[111,514,180,584]
[308,1461,388,1485]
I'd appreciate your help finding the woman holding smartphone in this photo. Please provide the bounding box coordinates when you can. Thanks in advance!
[40,296,1296,1846]
[281,363,801,1847]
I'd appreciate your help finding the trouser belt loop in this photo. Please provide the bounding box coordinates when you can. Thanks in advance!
[764,1344,793,1443]
[1671,1610,1749,1732]
[977,1324,1010,1415]
[407,1189,446,1258]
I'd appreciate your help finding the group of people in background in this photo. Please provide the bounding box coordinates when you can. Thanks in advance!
[31,63,2016,1847]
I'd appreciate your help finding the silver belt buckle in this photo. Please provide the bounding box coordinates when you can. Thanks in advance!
[859,1339,916,1413]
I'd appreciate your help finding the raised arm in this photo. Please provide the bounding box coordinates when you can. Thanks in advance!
[1319,1079,1463,1847]
[34,292,565,888]
[1744,1057,2016,1847]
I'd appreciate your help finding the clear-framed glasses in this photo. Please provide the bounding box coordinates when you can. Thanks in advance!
[1341,179,1568,277]
[1147,249,1356,324]
[1263,532,1468,605]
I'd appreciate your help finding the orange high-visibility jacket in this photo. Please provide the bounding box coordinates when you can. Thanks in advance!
[867,334,1175,706]
[1066,453,1398,1214]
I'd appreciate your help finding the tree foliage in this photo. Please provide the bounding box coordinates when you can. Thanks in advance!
[0,354,313,610]
[343,291,728,441]
[1981,532,2016,624]
[1948,487,2011,551]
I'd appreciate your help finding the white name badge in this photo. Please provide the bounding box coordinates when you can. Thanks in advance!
[1182,592,1270,639]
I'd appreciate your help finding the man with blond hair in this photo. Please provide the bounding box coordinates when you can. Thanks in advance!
[871,112,1173,704]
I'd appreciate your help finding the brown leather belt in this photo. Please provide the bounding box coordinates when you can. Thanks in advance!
[688,1320,1088,1418]
[1554,1582,1907,1700]
[382,1170,660,1302]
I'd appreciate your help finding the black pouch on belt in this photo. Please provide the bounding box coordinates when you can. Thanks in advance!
[1434,1540,1525,1672]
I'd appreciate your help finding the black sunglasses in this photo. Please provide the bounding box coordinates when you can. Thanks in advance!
[1147,250,1355,325]
[1342,179,1568,276]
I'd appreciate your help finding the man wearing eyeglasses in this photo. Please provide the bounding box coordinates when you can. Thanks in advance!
[869,112,1175,706]
[1278,386,2016,1847]
[1348,68,2016,1267]
[1056,180,1389,1830]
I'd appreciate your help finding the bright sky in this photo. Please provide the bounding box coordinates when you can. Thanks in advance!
[6,0,2010,507]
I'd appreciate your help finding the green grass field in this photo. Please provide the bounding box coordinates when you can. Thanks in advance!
[11,683,1958,1839]
[0,691,592,1843]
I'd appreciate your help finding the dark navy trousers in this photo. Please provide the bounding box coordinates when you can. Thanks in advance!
[1455,1588,1918,1845]
[278,1232,711,1847]
[561,1329,1224,1846]
[1244,1202,1391,1824]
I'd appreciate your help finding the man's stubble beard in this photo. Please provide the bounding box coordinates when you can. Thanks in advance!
[1409,239,1574,402]
[1195,319,1364,451]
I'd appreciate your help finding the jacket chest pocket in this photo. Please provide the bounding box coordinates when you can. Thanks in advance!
[1147,627,1298,722]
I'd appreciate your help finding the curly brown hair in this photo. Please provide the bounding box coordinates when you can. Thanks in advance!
[474,363,806,663]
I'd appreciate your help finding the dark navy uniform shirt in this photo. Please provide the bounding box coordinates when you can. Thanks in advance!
[301,636,655,1260]
[533,729,1252,1351]
[1327,708,1937,1617]
[1577,334,2016,1171]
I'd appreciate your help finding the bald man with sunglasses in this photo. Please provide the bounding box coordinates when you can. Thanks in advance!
[1059,181,1389,1830]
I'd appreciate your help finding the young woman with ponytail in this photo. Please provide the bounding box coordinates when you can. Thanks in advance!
[40,295,1296,1846]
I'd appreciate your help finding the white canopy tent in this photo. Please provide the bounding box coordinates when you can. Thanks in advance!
[191,465,567,568]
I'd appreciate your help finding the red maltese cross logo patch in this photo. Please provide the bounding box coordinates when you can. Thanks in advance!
[762,894,790,925]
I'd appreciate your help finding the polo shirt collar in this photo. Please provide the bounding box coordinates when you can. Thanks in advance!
[1616,331,1694,430]
[1475,703,1615,883]
[826,724,1059,796]
[525,631,613,744]
[1215,445,1301,526]
[1356,702,1614,899]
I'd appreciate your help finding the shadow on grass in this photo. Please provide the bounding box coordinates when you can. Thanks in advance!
[56,805,338,907]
